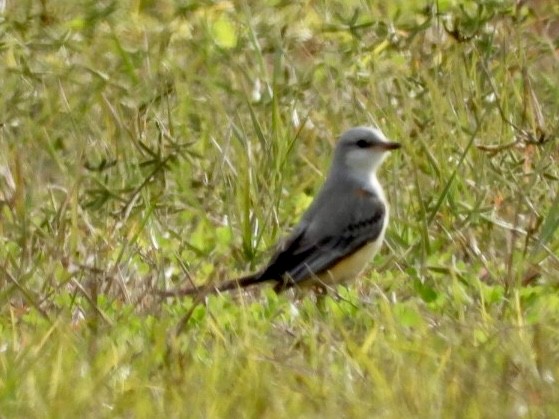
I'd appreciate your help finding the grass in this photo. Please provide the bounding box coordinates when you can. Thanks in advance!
[1,0,559,417]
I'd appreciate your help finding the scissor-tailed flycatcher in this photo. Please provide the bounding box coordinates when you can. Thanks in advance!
[162,126,400,297]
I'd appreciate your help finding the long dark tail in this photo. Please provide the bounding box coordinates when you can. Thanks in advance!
[158,272,268,298]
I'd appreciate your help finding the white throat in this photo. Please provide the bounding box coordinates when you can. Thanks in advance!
[344,149,387,189]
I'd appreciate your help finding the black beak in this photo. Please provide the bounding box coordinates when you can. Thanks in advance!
[377,141,401,151]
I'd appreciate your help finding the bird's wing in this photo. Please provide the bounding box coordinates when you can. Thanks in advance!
[257,191,386,285]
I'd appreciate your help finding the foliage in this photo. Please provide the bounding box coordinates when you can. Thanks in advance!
[1,0,558,416]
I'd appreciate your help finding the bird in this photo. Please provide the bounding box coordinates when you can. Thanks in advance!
[161,126,401,298]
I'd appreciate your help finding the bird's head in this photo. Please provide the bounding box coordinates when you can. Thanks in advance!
[333,126,401,180]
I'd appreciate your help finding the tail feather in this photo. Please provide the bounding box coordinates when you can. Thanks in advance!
[158,272,267,298]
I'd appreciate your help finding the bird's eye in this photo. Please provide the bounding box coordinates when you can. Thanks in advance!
[356,139,369,148]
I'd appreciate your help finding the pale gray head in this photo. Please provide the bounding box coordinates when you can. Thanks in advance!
[331,126,401,180]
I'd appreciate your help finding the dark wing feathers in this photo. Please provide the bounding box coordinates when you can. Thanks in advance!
[254,225,309,281]
[256,196,386,286]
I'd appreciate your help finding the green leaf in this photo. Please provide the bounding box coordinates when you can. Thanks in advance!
[212,15,237,49]
[393,303,424,328]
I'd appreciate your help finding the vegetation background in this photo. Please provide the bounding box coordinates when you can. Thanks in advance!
[1,0,558,417]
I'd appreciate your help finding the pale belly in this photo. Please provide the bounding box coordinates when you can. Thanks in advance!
[310,227,387,287]
[294,189,390,290]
